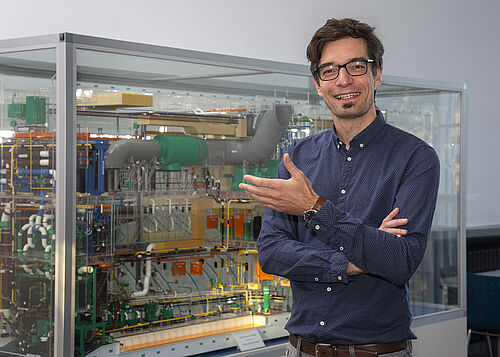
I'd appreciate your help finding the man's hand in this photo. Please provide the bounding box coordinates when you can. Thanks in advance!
[379,207,408,237]
[347,262,366,275]
[238,153,318,216]
[240,154,408,277]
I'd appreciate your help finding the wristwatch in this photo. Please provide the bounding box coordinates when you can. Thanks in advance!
[304,196,326,223]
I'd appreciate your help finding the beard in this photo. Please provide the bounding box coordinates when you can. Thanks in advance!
[324,98,372,119]
[323,90,374,119]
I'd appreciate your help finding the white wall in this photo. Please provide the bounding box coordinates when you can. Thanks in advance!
[1,0,499,227]
[412,316,467,357]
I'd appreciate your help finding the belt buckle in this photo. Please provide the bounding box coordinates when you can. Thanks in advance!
[315,343,331,357]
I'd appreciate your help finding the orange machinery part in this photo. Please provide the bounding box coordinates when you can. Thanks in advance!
[189,261,203,276]
[255,256,274,280]
[172,261,186,276]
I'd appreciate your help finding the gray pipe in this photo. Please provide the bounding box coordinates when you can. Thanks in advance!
[103,104,291,168]
[205,104,291,165]
[104,139,160,169]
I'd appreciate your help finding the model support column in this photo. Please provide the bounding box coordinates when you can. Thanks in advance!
[54,34,77,357]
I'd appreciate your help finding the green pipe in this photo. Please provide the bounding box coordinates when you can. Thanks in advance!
[263,286,270,314]
[16,230,24,252]
[154,134,207,171]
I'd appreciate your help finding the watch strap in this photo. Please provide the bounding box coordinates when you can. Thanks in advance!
[304,196,326,223]
[312,196,326,211]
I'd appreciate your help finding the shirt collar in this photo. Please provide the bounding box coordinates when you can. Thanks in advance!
[332,110,386,150]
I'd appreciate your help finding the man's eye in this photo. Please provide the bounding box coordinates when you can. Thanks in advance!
[349,63,366,71]
[322,68,336,76]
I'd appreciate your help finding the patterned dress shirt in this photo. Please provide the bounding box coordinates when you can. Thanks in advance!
[257,111,440,345]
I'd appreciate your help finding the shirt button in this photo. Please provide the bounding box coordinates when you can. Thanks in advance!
[359,143,364,148]
[315,277,319,282]
[347,156,352,161]
[327,287,331,292]
[337,276,342,281]
[341,189,346,194]
[339,246,344,251]
[315,224,320,230]
[320,321,325,326]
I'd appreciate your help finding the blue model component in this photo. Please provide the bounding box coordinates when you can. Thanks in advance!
[15,174,54,195]
[16,177,32,192]
[92,207,111,224]
[17,169,52,175]
[85,140,109,196]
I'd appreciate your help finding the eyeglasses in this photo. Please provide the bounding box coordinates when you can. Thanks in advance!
[314,59,374,81]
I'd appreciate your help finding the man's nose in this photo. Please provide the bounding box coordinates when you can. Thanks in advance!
[335,67,353,86]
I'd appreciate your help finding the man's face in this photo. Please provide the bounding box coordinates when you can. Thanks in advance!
[314,37,382,121]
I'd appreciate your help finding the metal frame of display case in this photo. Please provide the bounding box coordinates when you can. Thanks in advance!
[0,33,467,357]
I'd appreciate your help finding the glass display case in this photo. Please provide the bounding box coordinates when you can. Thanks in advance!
[0,33,465,357]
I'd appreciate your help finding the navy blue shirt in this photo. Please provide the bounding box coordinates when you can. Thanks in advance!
[257,111,440,345]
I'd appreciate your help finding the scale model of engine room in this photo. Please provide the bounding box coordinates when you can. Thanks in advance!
[0,83,332,357]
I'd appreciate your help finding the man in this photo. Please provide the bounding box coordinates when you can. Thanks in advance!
[239,18,440,357]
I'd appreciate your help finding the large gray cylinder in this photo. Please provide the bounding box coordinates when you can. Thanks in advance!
[205,104,291,165]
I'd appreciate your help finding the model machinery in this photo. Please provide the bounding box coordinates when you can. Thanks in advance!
[0,92,310,356]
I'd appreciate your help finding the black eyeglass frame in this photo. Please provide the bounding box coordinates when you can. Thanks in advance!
[314,59,374,81]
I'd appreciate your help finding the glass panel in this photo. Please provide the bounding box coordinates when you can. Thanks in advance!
[77,50,312,100]
[75,49,319,356]
[74,48,461,355]
[0,48,56,357]
[377,89,461,316]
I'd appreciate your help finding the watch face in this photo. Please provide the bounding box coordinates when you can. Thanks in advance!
[304,208,318,223]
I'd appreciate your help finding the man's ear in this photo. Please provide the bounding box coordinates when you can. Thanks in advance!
[373,67,382,91]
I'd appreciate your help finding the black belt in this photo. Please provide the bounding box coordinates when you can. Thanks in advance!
[289,334,407,357]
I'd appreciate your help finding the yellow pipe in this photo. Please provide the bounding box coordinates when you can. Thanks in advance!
[112,267,123,296]
[130,290,247,306]
[10,144,15,195]
[1,143,90,149]
[106,303,253,334]
[239,249,258,255]
[106,321,150,333]
[238,254,244,285]
[10,200,15,254]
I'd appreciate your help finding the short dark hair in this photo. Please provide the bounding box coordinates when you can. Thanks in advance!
[306,18,384,82]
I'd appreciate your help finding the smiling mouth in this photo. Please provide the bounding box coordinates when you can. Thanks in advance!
[334,92,360,100]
